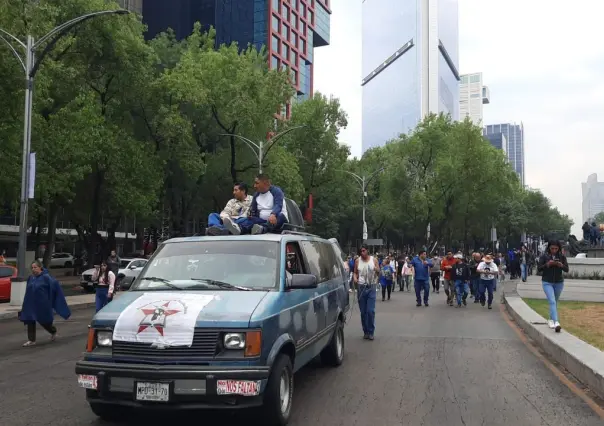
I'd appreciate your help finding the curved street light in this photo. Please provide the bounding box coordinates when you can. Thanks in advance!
[0,9,130,275]
[220,125,306,174]
[337,167,385,242]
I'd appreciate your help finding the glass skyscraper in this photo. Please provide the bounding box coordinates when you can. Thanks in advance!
[141,0,330,115]
[361,0,460,153]
[484,123,525,186]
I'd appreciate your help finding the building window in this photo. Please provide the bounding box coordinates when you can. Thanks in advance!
[301,38,306,54]
[281,23,289,39]
[291,12,297,28]
[272,15,279,31]
[290,50,297,65]
[271,55,279,69]
[308,10,313,23]
[283,43,289,60]
[292,0,298,8]
[470,74,480,83]
[281,63,288,72]
[290,69,297,84]
[291,32,297,45]
[271,35,280,53]
[272,0,279,11]
[301,23,306,36]
[282,5,289,20]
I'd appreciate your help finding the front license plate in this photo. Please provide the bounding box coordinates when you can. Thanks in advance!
[136,382,170,402]
[216,380,261,396]
[77,374,97,390]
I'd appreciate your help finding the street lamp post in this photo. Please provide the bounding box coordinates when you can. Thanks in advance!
[0,9,129,275]
[220,125,306,174]
[338,167,385,242]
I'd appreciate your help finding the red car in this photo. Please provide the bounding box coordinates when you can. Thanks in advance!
[0,265,17,302]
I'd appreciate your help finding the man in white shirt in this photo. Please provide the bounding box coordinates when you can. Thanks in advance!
[476,254,499,310]
[206,183,252,235]
[240,174,289,234]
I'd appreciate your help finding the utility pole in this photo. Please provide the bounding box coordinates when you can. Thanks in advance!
[0,9,130,275]
[338,167,385,242]
[220,125,306,174]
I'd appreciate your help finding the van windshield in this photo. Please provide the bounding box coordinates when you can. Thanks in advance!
[131,240,279,291]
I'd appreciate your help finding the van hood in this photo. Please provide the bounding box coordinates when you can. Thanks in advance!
[92,290,270,329]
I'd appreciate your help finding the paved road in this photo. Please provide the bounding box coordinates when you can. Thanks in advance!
[0,286,601,426]
[518,276,604,302]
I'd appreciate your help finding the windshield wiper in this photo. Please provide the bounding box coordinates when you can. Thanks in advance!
[190,278,252,291]
[139,277,184,290]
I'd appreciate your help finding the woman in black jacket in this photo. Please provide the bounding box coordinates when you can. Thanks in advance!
[537,240,569,333]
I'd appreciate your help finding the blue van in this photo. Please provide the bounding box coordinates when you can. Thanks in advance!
[75,232,350,426]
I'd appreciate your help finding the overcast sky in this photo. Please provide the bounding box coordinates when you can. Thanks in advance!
[313,0,604,236]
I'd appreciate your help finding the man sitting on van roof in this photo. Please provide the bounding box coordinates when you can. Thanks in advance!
[240,174,289,235]
[206,182,253,236]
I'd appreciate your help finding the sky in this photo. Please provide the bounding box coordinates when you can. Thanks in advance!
[313,0,604,236]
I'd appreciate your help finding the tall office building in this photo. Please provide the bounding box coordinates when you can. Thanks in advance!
[117,0,143,14]
[582,174,604,222]
[361,0,460,153]
[141,0,330,112]
[459,72,490,124]
[483,123,525,186]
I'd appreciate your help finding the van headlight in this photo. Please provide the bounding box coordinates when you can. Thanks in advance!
[97,331,113,347]
[224,333,245,350]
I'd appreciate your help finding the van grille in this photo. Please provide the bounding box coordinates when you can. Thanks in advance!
[112,330,219,361]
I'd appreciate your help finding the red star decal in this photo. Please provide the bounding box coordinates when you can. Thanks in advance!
[137,302,181,336]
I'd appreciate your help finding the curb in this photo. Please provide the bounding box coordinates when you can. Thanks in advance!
[0,301,96,321]
[503,290,604,401]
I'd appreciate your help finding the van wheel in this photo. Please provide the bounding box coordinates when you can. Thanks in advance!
[89,402,127,422]
[263,354,293,426]
[320,319,344,367]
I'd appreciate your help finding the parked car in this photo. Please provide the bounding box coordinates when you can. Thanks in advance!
[0,265,17,302]
[75,232,350,425]
[37,252,74,268]
[80,258,148,293]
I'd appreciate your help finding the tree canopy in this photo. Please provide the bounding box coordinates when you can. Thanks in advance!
[0,0,571,265]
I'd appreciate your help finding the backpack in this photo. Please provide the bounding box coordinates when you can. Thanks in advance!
[383,266,393,280]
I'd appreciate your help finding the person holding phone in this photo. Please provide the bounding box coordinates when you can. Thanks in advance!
[537,240,569,332]
[92,261,116,312]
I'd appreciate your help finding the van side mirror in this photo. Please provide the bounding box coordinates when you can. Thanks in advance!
[288,273,317,289]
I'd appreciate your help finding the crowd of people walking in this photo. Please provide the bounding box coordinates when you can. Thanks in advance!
[349,241,569,340]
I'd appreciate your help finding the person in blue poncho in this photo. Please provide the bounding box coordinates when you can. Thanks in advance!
[20,260,71,347]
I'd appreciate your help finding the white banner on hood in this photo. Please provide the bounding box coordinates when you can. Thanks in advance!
[112,293,216,347]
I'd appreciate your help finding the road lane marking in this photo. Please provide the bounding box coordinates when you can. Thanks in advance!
[500,302,604,419]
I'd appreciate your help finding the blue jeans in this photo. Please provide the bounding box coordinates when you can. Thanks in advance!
[239,213,288,234]
[542,281,564,322]
[207,213,246,229]
[414,279,430,305]
[358,285,376,335]
[478,279,495,305]
[521,263,527,281]
[95,286,109,313]
[454,280,469,305]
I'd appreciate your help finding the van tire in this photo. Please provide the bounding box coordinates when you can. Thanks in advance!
[263,354,294,426]
[320,319,344,367]
[89,402,127,422]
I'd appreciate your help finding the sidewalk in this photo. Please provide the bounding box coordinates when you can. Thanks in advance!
[503,280,604,401]
[0,293,96,321]
[517,275,604,302]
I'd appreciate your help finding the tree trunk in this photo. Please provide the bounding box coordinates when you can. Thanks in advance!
[42,203,58,269]
[87,171,105,267]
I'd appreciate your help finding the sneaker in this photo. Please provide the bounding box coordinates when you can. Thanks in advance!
[368,335,374,340]
[424,303,429,307]
[547,320,555,329]
[251,224,264,235]
[206,226,228,236]
[22,341,36,347]
[222,217,241,235]
[456,304,461,308]
[363,334,369,339]
[554,321,562,333]
[488,304,492,309]
[481,301,485,307]
[462,298,467,306]
[416,303,422,307]
[50,333,57,342]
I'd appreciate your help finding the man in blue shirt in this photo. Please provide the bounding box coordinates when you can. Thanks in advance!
[411,250,433,307]
[240,174,289,234]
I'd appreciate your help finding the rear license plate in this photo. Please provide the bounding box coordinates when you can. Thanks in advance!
[136,382,170,402]
[216,380,261,396]
[77,374,97,390]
